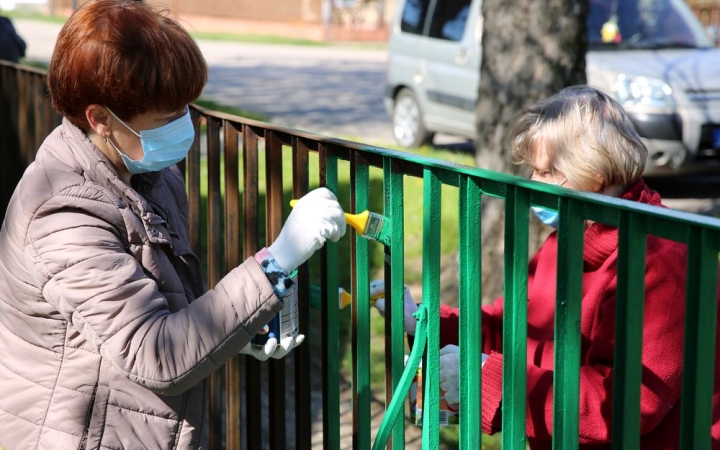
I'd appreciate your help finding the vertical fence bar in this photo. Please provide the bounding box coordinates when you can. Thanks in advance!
[320,144,341,450]
[224,122,243,450]
[16,73,28,163]
[207,117,226,447]
[32,75,44,154]
[293,137,312,450]
[187,109,203,269]
[242,125,262,450]
[459,175,483,448]
[421,167,442,449]
[382,161,394,450]
[612,212,646,449]
[553,197,584,450]
[502,185,530,450]
[265,130,287,450]
[206,117,225,448]
[0,64,22,219]
[386,157,406,449]
[352,151,372,450]
[680,227,719,449]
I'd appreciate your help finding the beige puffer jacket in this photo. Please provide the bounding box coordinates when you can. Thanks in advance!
[0,119,283,449]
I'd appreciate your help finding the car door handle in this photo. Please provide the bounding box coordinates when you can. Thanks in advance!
[455,47,471,64]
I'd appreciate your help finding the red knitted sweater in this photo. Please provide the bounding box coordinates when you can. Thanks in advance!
[438,179,720,449]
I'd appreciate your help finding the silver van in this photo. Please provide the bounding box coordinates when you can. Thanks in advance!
[384,0,720,176]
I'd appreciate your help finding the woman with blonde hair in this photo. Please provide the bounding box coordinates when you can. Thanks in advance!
[372,85,716,448]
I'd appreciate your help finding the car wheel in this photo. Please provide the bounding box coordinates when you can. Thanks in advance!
[392,89,434,148]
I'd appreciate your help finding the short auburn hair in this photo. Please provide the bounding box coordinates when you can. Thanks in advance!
[508,85,647,191]
[48,0,207,130]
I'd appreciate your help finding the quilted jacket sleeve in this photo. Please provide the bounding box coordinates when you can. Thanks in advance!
[26,188,283,396]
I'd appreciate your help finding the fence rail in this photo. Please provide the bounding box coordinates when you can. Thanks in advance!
[2,61,720,449]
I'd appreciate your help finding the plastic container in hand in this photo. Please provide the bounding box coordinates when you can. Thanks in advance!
[252,274,299,347]
[406,354,459,426]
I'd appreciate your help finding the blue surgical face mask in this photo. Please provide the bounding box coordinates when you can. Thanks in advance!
[531,206,560,228]
[530,178,566,228]
[106,107,194,174]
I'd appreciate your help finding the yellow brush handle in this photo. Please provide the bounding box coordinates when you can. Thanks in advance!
[289,199,369,235]
[338,288,379,310]
[345,210,369,235]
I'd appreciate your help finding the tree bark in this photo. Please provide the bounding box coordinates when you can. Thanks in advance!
[475,0,589,302]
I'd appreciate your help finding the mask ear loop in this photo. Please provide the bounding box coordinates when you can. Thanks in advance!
[549,164,568,187]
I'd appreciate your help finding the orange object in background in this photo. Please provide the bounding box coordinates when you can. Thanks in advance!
[406,355,459,427]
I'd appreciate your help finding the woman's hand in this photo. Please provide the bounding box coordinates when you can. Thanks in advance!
[439,344,489,405]
[239,334,306,361]
[268,188,346,273]
[369,279,419,335]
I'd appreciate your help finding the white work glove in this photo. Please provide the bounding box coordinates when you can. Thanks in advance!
[239,334,306,361]
[369,279,419,335]
[268,188,346,274]
[439,344,489,405]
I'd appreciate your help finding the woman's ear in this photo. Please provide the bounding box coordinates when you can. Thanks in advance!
[85,104,110,138]
[591,174,606,193]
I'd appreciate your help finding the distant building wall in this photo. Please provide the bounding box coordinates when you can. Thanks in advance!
[165,0,322,23]
[52,0,321,22]
[52,0,394,41]
[52,0,400,25]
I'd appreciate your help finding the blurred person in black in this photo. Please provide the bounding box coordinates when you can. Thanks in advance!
[0,15,26,63]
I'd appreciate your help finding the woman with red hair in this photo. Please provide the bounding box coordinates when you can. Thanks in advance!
[0,1,346,448]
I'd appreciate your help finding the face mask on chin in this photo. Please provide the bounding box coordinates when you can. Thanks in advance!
[531,206,560,228]
[105,107,195,174]
[530,178,566,229]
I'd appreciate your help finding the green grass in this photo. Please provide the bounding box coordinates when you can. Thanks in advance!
[2,9,68,23]
[190,31,327,46]
[192,99,270,122]
[18,59,48,70]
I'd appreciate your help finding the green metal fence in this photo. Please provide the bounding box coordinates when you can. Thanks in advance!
[2,61,720,449]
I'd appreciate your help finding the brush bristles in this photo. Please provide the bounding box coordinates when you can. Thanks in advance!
[363,212,385,237]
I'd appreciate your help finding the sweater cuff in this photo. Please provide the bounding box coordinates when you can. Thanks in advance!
[481,351,504,434]
[254,247,296,299]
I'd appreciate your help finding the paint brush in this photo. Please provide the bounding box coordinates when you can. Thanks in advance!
[289,199,392,246]
[309,285,384,310]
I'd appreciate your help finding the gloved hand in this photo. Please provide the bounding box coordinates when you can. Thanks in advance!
[369,279,419,335]
[268,188,346,274]
[439,344,489,405]
[239,334,305,361]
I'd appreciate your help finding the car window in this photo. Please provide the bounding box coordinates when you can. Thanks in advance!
[428,0,473,41]
[588,0,712,48]
[400,0,432,35]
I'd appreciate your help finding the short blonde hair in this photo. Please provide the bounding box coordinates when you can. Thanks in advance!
[508,85,647,191]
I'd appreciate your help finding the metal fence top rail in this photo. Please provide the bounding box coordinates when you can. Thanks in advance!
[191,102,720,233]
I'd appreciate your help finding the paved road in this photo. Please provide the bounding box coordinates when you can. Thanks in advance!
[15,19,397,144]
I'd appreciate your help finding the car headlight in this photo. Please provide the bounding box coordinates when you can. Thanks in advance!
[612,74,675,109]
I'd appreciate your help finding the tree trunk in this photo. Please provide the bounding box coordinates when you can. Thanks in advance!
[475,0,588,302]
